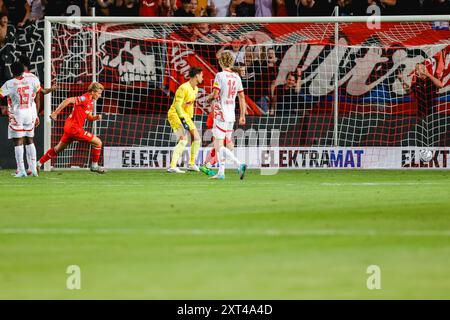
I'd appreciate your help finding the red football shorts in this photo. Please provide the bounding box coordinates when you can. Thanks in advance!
[61,126,94,143]
[206,112,214,129]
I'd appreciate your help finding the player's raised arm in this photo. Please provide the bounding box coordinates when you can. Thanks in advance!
[50,97,76,120]
[423,68,444,89]
[41,83,58,95]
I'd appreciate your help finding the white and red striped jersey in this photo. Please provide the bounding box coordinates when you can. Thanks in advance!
[0,75,41,115]
[23,71,41,117]
[212,69,244,122]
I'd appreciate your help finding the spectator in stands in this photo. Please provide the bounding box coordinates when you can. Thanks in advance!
[229,0,254,16]
[139,0,162,15]
[272,69,302,115]
[210,0,230,16]
[96,0,115,15]
[255,0,272,16]
[174,0,195,16]
[190,0,197,13]
[230,40,245,64]
[398,62,444,146]
[191,22,231,44]
[0,13,8,47]
[216,39,245,65]
[20,0,45,27]
[274,0,287,16]
[3,0,27,26]
[241,46,256,102]
[267,47,278,75]
[244,46,277,114]
[398,63,444,119]
[194,0,216,16]
[336,0,354,15]
[191,23,211,42]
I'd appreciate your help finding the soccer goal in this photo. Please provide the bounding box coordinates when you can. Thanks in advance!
[43,15,450,171]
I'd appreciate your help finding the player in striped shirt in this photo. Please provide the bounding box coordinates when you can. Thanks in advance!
[208,51,247,180]
[18,55,57,175]
[0,62,42,177]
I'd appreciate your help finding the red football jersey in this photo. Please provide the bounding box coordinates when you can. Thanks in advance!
[65,93,94,129]
[139,0,159,16]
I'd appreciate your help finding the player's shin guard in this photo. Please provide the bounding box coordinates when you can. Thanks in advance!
[91,146,102,165]
[25,144,37,171]
[190,140,200,166]
[170,139,187,168]
[38,147,58,166]
[14,145,25,173]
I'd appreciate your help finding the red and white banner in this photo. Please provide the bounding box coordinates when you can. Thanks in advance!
[164,42,262,115]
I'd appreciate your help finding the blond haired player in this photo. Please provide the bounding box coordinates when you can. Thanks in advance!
[37,82,106,174]
[208,51,247,180]
[167,66,203,173]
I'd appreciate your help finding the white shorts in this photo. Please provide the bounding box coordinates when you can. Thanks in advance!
[8,110,36,139]
[212,120,234,141]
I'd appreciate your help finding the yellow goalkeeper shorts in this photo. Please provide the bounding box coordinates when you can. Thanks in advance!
[167,112,196,132]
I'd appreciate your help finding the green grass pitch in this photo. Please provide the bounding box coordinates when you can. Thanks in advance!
[0,169,449,299]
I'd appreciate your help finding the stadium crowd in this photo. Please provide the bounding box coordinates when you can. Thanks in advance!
[0,0,448,25]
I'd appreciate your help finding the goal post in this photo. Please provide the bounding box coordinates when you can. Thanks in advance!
[44,15,450,171]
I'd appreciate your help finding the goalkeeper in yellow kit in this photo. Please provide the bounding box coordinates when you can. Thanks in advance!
[167,67,203,173]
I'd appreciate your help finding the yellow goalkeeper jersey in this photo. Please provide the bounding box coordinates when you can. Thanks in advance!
[168,81,198,119]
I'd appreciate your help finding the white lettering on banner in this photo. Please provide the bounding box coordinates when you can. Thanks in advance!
[104,147,450,169]
[276,40,449,96]
[170,46,195,80]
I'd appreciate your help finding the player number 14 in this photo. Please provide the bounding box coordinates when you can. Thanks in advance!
[227,80,236,99]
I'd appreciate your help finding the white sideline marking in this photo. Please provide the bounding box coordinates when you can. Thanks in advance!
[0,228,449,237]
[0,181,447,187]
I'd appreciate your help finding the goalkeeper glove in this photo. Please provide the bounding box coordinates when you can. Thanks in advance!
[180,118,190,131]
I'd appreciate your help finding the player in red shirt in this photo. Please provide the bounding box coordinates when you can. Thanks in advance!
[139,0,161,16]
[36,82,106,174]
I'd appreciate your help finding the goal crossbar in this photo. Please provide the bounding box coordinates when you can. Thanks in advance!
[44,15,450,24]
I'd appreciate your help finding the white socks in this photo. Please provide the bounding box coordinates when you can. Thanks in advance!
[15,145,25,173]
[218,147,241,176]
[25,143,37,172]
